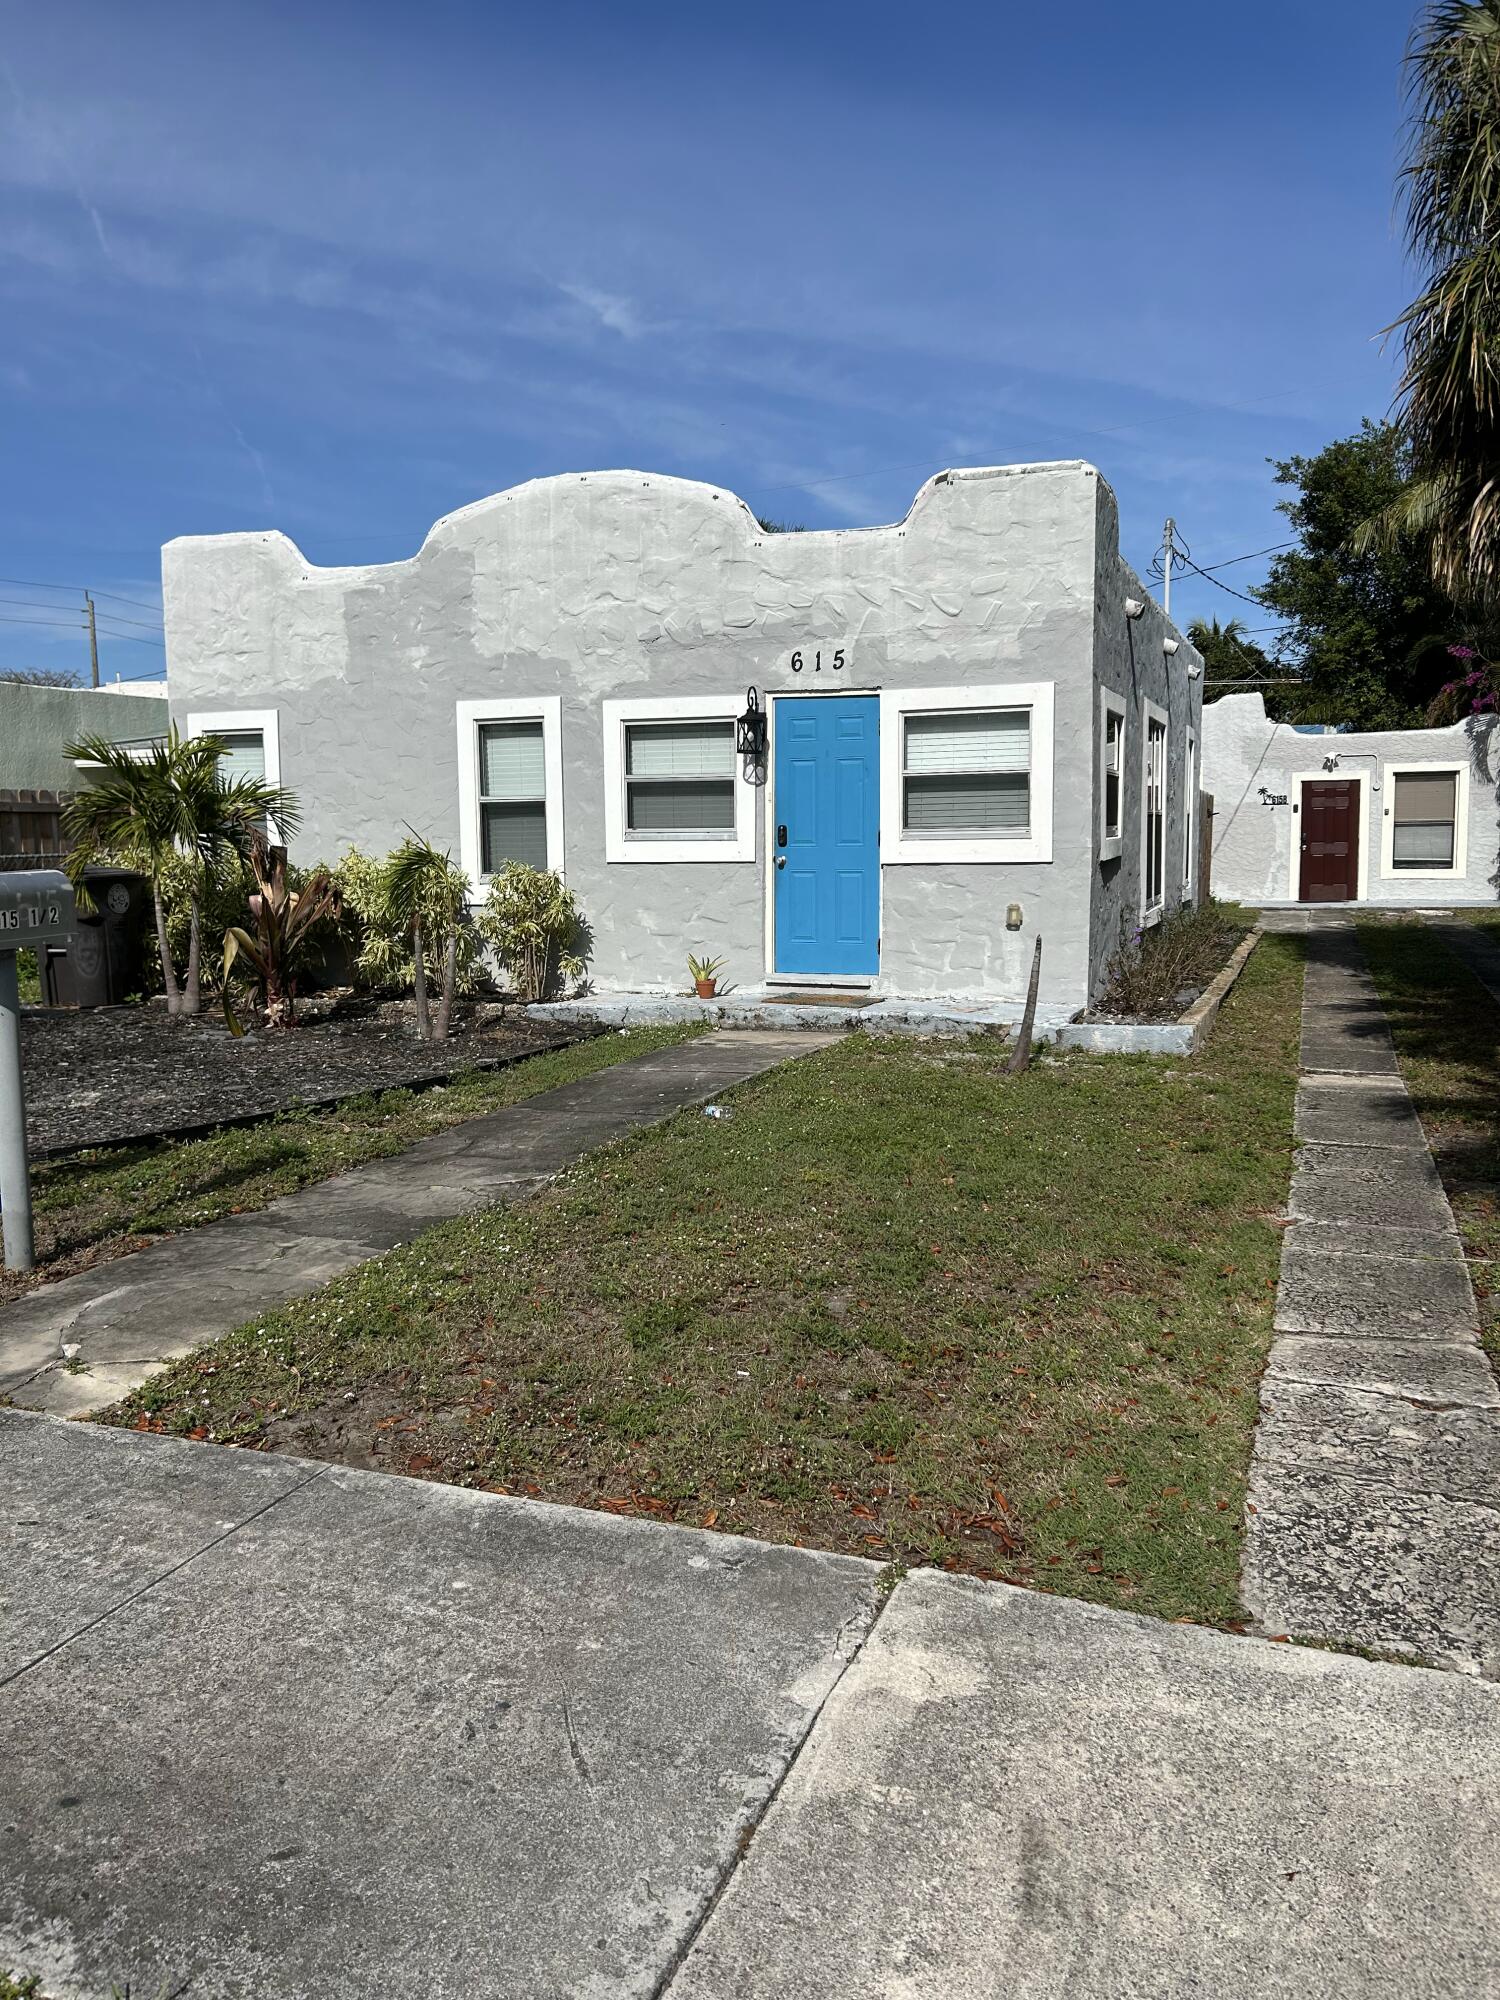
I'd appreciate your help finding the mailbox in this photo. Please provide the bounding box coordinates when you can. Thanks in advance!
[0,868,74,1271]
[0,869,75,950]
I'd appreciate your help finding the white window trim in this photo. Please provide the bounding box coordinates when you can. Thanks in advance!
[1183,724,1197,891]
[456,695,564,894]
[1099,687,1126,862]
[1287,770,1372,903]
[186,708,282,843]
[1379,759,1470,881]
[1140,699,1168,924]
[879,681,1054,865]
[603,694,756,863]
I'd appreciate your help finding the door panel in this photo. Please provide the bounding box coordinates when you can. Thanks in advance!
[1298,781,1359,902]
[774,696,879,976]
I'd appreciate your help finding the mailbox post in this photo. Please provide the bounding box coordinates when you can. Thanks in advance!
[0,870,74,1271]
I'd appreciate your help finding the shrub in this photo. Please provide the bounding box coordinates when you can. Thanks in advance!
[337,844,485,1001]
[475,862,588,1001]
[1095,900,1252,1021]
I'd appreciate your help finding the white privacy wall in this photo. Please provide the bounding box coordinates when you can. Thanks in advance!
[163,461,1190,1013]
[1201,694,1500,905]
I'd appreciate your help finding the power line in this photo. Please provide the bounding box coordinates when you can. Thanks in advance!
[1191,540,1294,574]
[0,576,162,617]
[90,609,167,633]
[1175,558,1267,607]
[92,628,165,649]
[0,612,86,629]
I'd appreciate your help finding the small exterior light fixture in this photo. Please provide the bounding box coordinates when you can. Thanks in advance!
[1163,637,1180,656]
[736,687,768,762]
[1005,902,1024,930]
[1322,753,1340,771]
[1124,597,1146,620]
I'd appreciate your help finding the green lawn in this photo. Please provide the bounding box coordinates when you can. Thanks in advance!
[3,1025,703,1306]
[1358,920,1500,1356]
[112,938,1304,1627]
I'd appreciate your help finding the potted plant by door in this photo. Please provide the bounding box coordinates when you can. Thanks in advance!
[688,953,726,999]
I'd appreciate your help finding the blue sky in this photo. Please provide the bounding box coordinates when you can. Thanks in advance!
[1,0,1419,683]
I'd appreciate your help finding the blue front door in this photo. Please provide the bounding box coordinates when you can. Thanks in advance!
[773,695,880,977]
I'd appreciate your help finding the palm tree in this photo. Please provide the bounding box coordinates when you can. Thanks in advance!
[62,728,295,1017]
[381,835,472,1042]
[1366,3,1500,606]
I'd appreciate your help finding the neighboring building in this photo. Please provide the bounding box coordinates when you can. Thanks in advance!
[162,462,1203,1020]
[0,679,170,868]
[1202,692,1498,906]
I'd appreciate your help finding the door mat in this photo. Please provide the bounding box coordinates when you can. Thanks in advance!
[759,991,879,1009]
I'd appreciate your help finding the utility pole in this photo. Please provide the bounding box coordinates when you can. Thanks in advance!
[1162,518,1175,619]
[83,591,99,687]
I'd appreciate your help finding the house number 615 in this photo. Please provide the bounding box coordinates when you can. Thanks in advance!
[790,648,845,672]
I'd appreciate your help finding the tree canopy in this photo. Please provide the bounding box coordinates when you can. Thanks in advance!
[1368,1,1500,611]
[1253,421,1468,728]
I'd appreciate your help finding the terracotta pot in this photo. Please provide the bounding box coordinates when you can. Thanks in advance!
[694,978,718,999]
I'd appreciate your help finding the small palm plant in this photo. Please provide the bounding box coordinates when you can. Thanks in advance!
[62,727,295,1017]
[221,839,340,1032]
[382,835,473,1041]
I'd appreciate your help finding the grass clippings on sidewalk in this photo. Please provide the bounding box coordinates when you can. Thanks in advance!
[2,1026,703,1307]
[111,938,1303,1627]
[1359,920,1500,1359]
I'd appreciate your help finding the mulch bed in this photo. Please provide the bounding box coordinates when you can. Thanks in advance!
[18,1001,578,1156]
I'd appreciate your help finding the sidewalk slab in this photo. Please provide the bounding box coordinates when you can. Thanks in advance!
[1275,1242,1478,1338]
[1263,1330,1500,1408]
[0,1412,880,2000]
[667,1569,1500,1999]
[1294,1078,1428,1150]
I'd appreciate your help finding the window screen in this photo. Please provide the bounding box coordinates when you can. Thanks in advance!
[625,720,735,836]
[1143,717,1167,910]
[215,731,266,784]
[902,709,1029,835]
[479,719,548,872]
[1391,770,1457,869]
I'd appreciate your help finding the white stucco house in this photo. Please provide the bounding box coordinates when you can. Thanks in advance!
[161,461,1205,1021]
[1202,693,1499,908]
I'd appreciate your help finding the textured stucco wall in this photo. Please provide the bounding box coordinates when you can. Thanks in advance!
[164,462,1158,1010]
[1201,694,1500,904]
[1086,480,1204,999]
[0,682,169,794]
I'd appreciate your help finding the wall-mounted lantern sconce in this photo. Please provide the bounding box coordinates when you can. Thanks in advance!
[1005,902,1024,931]
[736,687,768,762]
[1124,597,1146,620]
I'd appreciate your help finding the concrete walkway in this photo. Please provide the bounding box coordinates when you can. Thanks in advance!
[2,1411,1497,1998]
[0,1030,834,1419]
[1242,924,1500,1675]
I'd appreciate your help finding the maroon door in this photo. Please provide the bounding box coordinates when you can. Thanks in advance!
[1298,781,1359,902]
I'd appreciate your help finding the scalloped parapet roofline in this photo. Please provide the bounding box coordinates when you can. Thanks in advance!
[161,459,1112,580]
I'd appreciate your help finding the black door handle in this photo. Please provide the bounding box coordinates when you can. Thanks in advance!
[777,823,788,848]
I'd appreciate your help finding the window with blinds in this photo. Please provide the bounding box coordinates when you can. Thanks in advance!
[625,719,736,836]
[1391,769,1458,869]
[901,708,1029,836]
[1103,708,1123,840]
[215,731,266,784]
[479,719,548,872]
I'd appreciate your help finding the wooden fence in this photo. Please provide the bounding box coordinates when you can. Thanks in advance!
[0,789,71,871]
